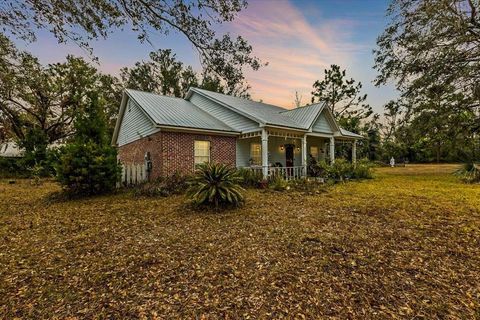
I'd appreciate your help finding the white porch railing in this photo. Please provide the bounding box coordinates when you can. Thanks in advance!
[269,166,306,180]
[242,166,306,181]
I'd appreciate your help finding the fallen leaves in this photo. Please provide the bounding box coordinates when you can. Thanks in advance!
[0,164,479,318]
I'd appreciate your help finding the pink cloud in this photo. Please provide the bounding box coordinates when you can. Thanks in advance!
[227,0,362,109]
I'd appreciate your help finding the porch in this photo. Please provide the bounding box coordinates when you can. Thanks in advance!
[236,128,358,180]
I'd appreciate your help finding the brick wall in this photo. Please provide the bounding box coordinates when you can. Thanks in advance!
[117,131,163,179]
[118,130,236,178]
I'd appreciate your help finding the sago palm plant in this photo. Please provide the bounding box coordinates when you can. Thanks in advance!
[455,162,480,184]
[187,163,245,209]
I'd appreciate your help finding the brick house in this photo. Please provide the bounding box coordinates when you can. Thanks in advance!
[112,88,362,179]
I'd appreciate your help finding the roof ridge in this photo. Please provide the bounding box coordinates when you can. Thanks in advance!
[125,88,187,101]
[191,87,288,111]
[279,101,324,114]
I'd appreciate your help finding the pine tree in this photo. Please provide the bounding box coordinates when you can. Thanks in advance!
[56,94,120,196]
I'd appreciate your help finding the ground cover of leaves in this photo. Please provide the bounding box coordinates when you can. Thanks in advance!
[0,164,479,319]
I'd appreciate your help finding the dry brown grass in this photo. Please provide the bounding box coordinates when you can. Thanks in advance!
[1,164,479,318]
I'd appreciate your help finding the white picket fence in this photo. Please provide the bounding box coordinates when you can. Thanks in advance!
[120,163,148,186]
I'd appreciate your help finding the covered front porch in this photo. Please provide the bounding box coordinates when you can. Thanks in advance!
[236,127,358,180]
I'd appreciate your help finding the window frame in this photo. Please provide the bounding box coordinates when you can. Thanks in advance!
[250,142,262,165]
[310,146,319,160]
[194,140,211,166]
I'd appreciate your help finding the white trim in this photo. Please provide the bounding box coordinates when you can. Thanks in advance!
[239,131,262,139]
[329,137,335,163]
[261,128,269,178]
[263,124,307,133]
[111,92,127,146]
[306,132,334,138]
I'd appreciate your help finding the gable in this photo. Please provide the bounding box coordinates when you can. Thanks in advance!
[188,92,259,132]
[117,98,159,146]
[280,103,324,129]
[311,110,335,134]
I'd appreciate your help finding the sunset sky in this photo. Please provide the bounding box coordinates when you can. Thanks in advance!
[14,0,398,113]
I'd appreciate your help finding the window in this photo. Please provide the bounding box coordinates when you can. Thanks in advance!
[310,146,319,160]
[194,140,210,165]
[250,143,262,165]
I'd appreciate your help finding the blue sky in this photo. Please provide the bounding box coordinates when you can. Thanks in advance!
[14,0,397,114]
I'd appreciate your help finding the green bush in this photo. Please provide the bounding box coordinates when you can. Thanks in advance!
[0,157,28,178]
[187,162,245,209]
[325,158,353,181]
[237,167,263,188]
[55,94,121,196]
[56,142,120,196]
[308,157,327,178]
[352,158,374,179]
[269,174,289,191]
[455,162,480,184]
[134,172,188,197]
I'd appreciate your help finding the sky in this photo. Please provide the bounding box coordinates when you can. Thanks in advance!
[13,0,398,114]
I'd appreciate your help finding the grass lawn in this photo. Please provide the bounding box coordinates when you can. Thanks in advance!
[1,164,479,318]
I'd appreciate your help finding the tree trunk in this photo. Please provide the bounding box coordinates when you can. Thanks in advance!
[436,142,441,163]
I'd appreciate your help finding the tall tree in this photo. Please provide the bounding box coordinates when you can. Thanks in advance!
[0,35,120,145]
[0,0,262,95]
[120,49,247,97]
[311,64,373,132]
[374,0,480,134]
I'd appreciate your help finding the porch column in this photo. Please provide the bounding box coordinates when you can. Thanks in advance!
[301,135,307,177]
[261,129,269,178]
[329,137,335,163]
[352,140,357,166]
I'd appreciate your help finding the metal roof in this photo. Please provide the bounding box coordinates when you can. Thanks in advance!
[126,89,237,133]
[115,88,363,140]
[280,103,325,129]
[340,128,364,139]
[189,88,305,130]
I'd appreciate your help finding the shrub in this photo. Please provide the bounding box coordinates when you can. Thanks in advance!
[0,157,28,178]
[187,162,245,209]
[352,158,374,179]
[56,142,120,196]
[30,163,44,185]
[237,167,263,188]
[269,174,289,191]
[325,158,353,181]
[55,94,121,196]
[308,160,326,178]
[134,172,188,197]
[455,162,480,184]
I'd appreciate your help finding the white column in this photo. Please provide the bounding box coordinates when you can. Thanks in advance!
[352,140,357,166]
[261,129,269,178]
[301,135,307,177]
[329,137,335,163]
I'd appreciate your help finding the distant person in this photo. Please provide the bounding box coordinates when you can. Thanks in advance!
[390,157,395,168]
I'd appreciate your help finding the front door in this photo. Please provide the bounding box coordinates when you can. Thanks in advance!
[285,144,294,167]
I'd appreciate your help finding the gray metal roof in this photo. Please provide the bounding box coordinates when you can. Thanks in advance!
[126,89,237,133]
[280,103,325,129]
[189,88,304,130]
[340,128,364,139]
[118,88,363,140]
